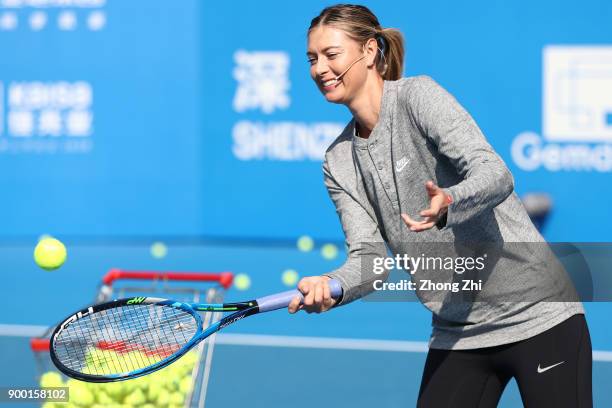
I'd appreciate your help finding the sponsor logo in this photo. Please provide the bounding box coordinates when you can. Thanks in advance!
[59,306,94,331]
[511,46,612,172]
[219,313,246,330]
[126,297,146,305]
[537,361,565,373]
[395,156,409,172]
[0,81,94,154]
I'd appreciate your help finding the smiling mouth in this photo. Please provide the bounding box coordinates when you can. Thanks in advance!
[321,78,341,90]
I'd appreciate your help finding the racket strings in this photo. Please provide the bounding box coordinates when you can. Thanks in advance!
[52,304,200,377]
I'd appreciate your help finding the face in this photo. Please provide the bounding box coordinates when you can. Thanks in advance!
[307,25,373,104]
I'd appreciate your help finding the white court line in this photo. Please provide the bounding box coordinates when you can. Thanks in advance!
[3,324,612,362]
[0,324,48,337]
[215,333,429,353]
[593,351,612,362]
[215,333,612,362]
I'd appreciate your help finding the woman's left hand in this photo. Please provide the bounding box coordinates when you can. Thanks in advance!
[401,180,452,232]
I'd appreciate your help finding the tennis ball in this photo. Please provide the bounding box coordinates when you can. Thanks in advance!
[296,235,314,252]
[281,269,299,287]
[233,273,251,291]
[177,362,192,377]
[321,243,339,260]
[146,383,161,402]
[157,390,171,406]
[187,349,198,360]
[124,388,146,406]
[169,391,185,406]
[164,376,179,392]
[68,380,94,406]
[131,376,149,390]
[104,381,125,400]
[40,371,64,388]
[34,237,67,271]
[179,376,193,394]
[122,379,136,396]
[96,391,113,405]
[87,386,98,400]
[150,242,168,259]
[182,350,197,366]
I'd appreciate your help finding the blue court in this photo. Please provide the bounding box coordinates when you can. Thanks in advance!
[1,242,611,407]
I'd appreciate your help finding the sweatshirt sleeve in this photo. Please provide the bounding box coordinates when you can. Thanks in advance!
[405,75,514,228]
[321,157,388,305]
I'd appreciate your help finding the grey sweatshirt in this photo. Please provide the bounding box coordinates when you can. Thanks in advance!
[322,75,584,350]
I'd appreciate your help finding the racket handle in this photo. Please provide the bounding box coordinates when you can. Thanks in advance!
[256,279,343,312]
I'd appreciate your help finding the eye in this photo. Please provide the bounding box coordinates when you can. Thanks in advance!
[327,53,339,59]
[307,57,317,65]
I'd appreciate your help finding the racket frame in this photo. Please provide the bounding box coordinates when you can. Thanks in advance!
[50,279,342,382]
[49,297,258,382]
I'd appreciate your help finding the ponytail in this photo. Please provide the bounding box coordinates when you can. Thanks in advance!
[377,28,404,80]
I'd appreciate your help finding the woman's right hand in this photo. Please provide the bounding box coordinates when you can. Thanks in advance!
[288,275,338,314]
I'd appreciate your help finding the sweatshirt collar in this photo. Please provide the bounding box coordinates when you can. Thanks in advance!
[352,80,392,149]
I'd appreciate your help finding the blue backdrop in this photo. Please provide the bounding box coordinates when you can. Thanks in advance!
[0,0,610,241]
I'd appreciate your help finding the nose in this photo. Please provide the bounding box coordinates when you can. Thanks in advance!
[314,58,329,78]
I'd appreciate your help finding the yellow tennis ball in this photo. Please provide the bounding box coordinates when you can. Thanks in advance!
[281,269,299,287]
[150,242,168,259]
[296,235,314,252]
[179,376,193,394]
[321,243,339,260]
[147,383,161,401]
[34,237,67,271]
[233,273,251,291]
[157,389,171,405]
[68,379,94,406]
[124,388,146,406]
[169,391,185,406]
[96,390,114,405]
[39,371,63,388]
[103,380,125,400]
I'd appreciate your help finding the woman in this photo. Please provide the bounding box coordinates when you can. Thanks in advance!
[288,4,592,407]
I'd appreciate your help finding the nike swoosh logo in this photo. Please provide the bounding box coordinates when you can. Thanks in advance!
[537,361,565,373]
[395,159,409,172]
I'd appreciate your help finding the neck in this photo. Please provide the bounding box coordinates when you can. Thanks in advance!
[347,75,384,139]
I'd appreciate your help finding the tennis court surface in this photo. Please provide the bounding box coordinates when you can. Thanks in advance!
[1,242,611,407]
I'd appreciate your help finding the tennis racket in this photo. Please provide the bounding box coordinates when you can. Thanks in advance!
[49,279,342,382]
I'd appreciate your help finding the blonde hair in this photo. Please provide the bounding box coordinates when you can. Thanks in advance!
[308,4,405,80]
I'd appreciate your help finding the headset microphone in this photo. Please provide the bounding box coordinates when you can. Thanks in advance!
[334,55,366,81]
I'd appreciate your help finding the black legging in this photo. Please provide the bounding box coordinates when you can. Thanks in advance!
[417,314,592,407]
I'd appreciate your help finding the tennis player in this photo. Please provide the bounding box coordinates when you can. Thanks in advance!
[288,4,592,407]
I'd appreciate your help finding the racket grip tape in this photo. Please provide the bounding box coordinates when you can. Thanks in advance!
[256,279,343,312]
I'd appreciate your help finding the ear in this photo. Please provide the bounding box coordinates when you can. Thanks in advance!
[363,37,378,68]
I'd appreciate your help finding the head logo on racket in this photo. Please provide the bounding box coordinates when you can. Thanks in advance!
[58,306,94,331]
